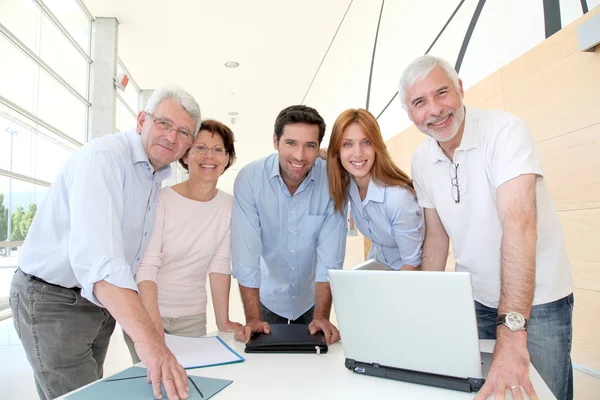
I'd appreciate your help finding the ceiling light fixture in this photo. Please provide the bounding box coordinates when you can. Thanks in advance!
[228,111,238,116]
[225,61,239,68]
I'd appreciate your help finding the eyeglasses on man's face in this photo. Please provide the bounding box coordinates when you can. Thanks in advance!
[147,113,193,141]
[450,161,460,204]
[191,144,229,157]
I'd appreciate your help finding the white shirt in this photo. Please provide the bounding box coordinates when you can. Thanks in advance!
[19,130,170,306]
[411,107,572,307]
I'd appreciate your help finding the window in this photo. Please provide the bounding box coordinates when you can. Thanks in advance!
[115,60,140,133]
[43,0,91,53]
[0,0,40,52]
[117,62,140,114]
[38,70,87,143]
[0,34,37,115]
[39,14,88,96]
[0,0,93,301]
[116,97,137,133]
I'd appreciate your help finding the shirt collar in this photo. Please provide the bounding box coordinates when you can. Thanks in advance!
[126,129,171,181]
[428,106,478,163]
[126,129,151,165]
[349,177,385,205]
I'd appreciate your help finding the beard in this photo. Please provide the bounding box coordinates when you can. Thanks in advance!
[417,105,465,143]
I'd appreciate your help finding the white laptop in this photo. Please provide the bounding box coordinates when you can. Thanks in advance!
[329,259,491,393]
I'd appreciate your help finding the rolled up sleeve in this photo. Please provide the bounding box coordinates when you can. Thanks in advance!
[316,199,347,282]
[68,151,137,306]
[231,167,262,288]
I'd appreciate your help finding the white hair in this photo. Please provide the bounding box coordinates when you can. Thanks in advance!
[145,85,202,135]
[398,55,460,111]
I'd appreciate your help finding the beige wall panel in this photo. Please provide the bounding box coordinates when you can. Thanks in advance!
[501,6,600,88]
[445,246,456,272]
[572,288,600,371]
[572,263,600,293]
[387,125,425,174]
[537,124,600,211]
[559,209,600,263]
[558,209,600,292]
[344,233,365,269]
[470,92,505,111]
[503,52,600,142]
[463,70,503,107]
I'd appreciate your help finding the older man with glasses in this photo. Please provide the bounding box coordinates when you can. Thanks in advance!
[10,86,199,400]
[400,55,573,400]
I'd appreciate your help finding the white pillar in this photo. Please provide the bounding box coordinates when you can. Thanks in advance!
[88,17,118,141]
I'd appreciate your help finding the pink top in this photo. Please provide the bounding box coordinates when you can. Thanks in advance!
[136,187,232,318]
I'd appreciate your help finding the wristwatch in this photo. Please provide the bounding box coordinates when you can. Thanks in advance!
[496,312,528,332]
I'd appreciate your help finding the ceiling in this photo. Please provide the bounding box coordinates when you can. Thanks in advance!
[83,0,597,193]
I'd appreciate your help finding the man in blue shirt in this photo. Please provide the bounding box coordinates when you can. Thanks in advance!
[232,105,347,345]
[10,86,199,400]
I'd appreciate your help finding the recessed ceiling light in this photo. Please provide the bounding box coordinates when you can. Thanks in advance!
[228,111,238,116]
[225,61,239,68]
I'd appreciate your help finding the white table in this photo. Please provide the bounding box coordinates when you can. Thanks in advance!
[60,333,556,400]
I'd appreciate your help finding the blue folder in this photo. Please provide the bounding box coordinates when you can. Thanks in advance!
[66,366,232,399]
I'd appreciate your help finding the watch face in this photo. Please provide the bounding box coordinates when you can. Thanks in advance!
[506,312,525,329]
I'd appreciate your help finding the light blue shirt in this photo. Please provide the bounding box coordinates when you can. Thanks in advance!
[349,178,423,270]
[232,154,347,320]
[19,130,171,306]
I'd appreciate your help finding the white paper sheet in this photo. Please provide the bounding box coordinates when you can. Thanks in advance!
[164,334,245,369]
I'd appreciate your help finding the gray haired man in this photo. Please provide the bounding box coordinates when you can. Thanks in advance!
[400,55,573,400]
[10,86,200,400]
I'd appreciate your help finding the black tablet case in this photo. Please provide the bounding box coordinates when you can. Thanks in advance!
[245,324,328,354]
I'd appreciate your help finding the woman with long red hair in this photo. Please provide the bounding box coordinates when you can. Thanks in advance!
[327,108,423,270]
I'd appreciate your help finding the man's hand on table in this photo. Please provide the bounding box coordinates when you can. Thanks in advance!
[135,338,189,400]
[234,318,271,343]
[309,317,340,344]
[475,329,538,400]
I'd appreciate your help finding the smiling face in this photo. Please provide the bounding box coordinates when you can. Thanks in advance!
[405,66,466,143]
[273,123,320,193]
[136,98,195,170]
[183,130,228,184]
[339,122,375,184]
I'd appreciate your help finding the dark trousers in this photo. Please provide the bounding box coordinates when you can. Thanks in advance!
[10,269,116,399]
[475,293,574,400]
[260,303,315,325]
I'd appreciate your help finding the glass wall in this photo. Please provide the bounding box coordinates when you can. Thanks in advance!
[0,0,92,296]
[115,60,140,132]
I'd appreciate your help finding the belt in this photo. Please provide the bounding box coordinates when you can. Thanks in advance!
[17,268,79,291]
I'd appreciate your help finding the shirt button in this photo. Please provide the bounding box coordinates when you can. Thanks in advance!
[136,257,140,261]
[290,210,294,214]
[290,229,294,234]
[291,267,295,271]
[144,232,147,236]
[292,296,295,299]
[292,283,295,287]
[148,207,151,211]
[291,249,294,253]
